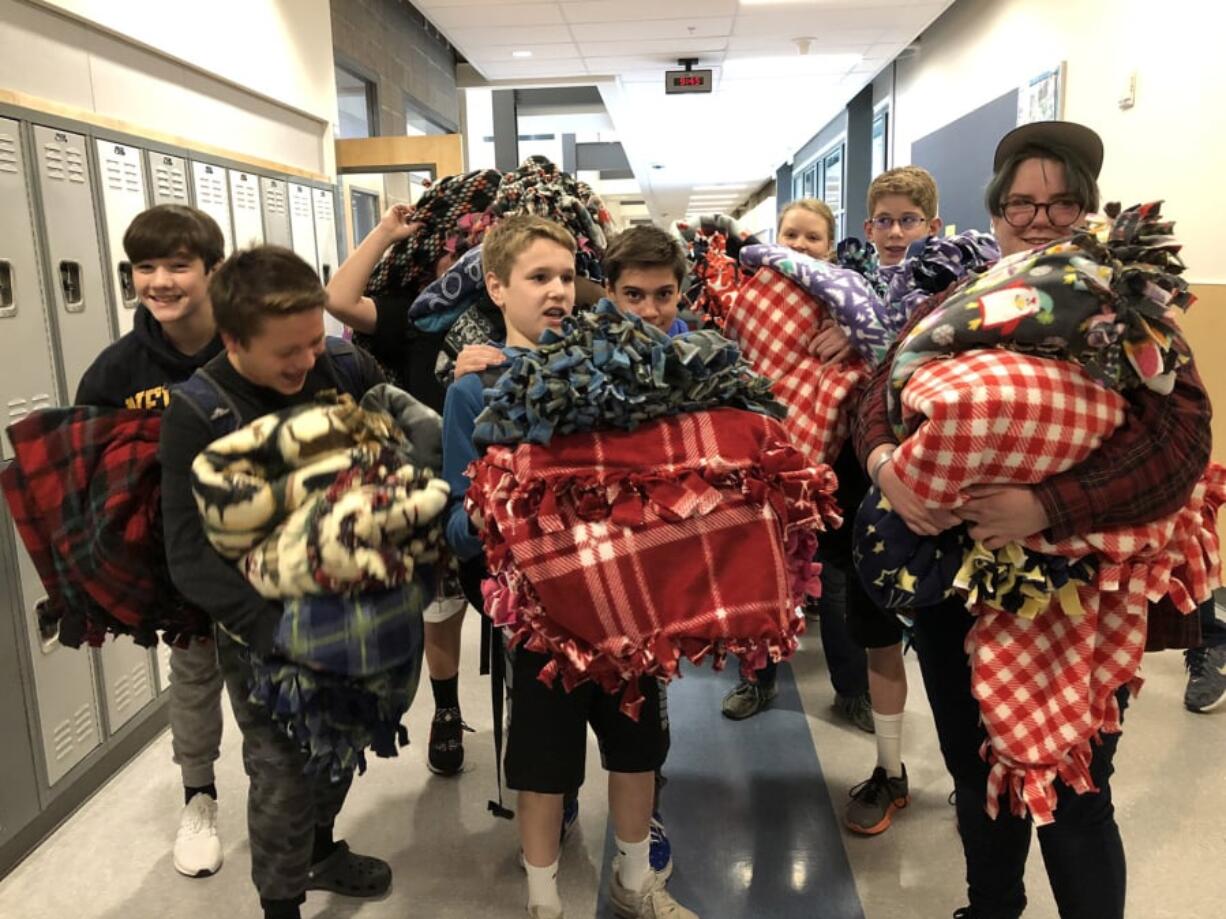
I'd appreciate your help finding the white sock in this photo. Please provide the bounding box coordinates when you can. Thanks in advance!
[525,858,561,912]
[874,710,905,778]
[615,833,651,893]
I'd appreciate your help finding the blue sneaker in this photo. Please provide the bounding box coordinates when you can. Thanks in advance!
[649,812,673,880]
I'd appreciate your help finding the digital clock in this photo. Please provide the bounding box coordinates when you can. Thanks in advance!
[664,68,713,94]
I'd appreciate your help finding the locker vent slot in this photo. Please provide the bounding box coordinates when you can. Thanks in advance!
[43,143,66,181]
[0,132,17,174]
[114,672,133,716]
[8,393,54,426]
[66,148,86,184]
[52,719,75,762]
[73,703,95,745]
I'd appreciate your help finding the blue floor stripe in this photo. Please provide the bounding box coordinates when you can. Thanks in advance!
[595,662,865,919]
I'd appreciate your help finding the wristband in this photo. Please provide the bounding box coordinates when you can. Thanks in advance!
[870,449,895,488]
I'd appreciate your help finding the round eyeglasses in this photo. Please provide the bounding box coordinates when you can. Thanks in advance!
[869,214,927,231]
[1000,199,1084,228]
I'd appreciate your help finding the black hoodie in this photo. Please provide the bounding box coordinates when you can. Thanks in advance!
[74,304,223,409]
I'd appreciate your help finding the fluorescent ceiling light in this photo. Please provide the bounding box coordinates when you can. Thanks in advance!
[512,50,533,59]
[721,54,860,80]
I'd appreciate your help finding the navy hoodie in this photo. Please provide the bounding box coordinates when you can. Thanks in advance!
[74,304,223,409]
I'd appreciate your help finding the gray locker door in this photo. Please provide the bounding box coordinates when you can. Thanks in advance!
[0,500,41,846]
[312,188,338,285]
[190,161,235,253]
[260,176,291,247]
[95,140,150,337]
[288,182,318,271]
[0,118,58,461]
[31,124,114,400]
[228,169,264,249]
[155,641,172,694]
[149,152,189,206]
[3,503,102,787]
[96,638,155,735]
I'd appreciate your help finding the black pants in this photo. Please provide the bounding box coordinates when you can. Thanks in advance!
[912,598,1127,919]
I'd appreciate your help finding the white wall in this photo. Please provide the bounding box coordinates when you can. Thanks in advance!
[739,195,778,244]
[1,0,337,175]
[892,0,1226,282]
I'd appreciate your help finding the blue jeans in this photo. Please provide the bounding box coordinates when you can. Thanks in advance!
[911,599,1126,919]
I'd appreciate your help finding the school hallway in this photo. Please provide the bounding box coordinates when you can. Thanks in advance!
[0,613,1221,919]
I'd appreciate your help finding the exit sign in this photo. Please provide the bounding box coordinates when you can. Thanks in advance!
[665,69,713,94]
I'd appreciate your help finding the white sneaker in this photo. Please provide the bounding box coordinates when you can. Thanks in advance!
[173,794,223,877]
[608,856,698,918]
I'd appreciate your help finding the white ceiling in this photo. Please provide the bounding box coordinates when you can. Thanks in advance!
[415,0,954,223]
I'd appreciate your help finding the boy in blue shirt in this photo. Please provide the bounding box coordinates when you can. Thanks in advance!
[443,216,696,919]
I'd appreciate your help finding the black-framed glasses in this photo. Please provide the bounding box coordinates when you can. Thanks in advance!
[1001,199,1084,228]
[869,214,927,231]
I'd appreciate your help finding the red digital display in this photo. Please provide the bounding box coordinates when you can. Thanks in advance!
[665,69,713,94]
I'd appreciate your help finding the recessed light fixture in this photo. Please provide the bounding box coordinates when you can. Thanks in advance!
[512,50,533,59]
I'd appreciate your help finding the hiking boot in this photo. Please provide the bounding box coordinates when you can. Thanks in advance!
[173,793,222,878]
[721,678,778,720]
[427,706,471,775]
[649,812,673,880]
[834,691,875,733]
[609,857,699,918]
[845,765,910,835]
[1185,644,1226,713]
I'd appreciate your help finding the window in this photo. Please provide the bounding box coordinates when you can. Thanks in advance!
[336,65,377,139]
[791,140,846,237]
[350,189,380,244]
[871,109,889,178]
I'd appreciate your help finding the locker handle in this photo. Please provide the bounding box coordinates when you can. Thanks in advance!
[0,260,14,318]
[34,598,61,653]
[117,261,138,309]
[59,260,85,313]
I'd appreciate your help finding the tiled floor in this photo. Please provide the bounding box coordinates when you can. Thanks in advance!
[0,614,1222,918]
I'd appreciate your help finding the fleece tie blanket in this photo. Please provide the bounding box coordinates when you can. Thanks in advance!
[686,232,743,329]
[468,408,837,717]
[191,385,446,777]
[472,301,784,448]
[855,203,1220,824]
[739,233,1000,367]
[2,408,211,649]
[721,264,868,465]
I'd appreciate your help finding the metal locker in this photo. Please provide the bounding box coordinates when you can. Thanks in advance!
[287,182,318,272]
[190,161,234,253]
[30,124,114,400]
[228,169,264,249]
[155,641,172,694]
[148,152,189,206]
[94,139,150,337]
[96,637,155,735]
[312,188,338,285]
[259,176,292,248]
[0,118,59,461]
[4,505,103,787]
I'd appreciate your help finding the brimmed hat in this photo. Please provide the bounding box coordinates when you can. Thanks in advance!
[993,121,1104,178]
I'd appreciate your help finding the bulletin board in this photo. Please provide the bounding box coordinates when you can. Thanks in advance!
[910,89,1019,236]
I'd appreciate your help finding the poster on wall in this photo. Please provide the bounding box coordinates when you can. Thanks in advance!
[1018,63,1065,124]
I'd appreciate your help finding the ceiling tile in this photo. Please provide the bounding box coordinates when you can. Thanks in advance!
[567,16,733,42]
[563,0,737,25]
[448,24,576,46]
[427,3,566,29]
[578,37,728,58]
[484,43,587,61]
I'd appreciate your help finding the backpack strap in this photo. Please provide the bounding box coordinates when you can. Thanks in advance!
[324,336,364,399]
[171,369,241,438]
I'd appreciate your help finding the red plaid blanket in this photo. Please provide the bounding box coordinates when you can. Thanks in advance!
[1,408,210,648]
[888,351,1224,822]
[466,408,838,716]
[894,350,1126,508]
[723,267,868,466]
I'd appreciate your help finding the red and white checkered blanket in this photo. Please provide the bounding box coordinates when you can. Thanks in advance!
[722,267,868,466]
[890,350,1224,823]
[466,408,839,717]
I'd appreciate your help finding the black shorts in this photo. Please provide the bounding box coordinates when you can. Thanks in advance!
[504,648,670,794]
[827,442,904,650]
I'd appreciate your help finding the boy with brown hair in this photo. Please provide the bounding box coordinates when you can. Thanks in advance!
[442,216,696,919]
[864,165,943,266]
[159,246,391,919]
[75,204,229,879]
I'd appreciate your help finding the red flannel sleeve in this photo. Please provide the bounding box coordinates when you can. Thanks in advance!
[1035,358,1212,540]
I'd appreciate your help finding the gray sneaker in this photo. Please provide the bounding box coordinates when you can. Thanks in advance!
[834,692,875,733]
[609,857,699,918]
[1185,644,1226,713]
[721,678,778,720]
[845,765,909,835]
